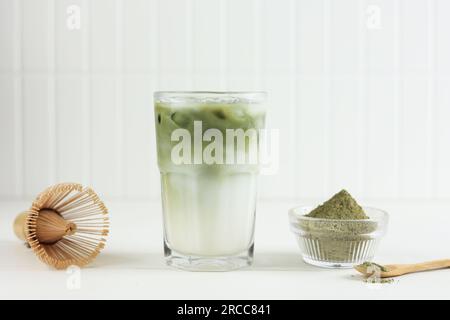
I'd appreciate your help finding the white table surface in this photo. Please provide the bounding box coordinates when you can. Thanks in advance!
[0,200,449,300]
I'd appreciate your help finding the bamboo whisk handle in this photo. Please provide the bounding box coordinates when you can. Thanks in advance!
[13,212,29,242]
[13,210,78,244]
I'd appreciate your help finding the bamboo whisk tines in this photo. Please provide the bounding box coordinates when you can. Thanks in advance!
[13,183,109,269]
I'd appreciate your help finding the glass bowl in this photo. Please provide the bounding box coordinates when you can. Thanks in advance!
[289,206,389,269]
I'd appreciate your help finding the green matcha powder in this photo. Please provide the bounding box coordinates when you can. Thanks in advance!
[300,190,378,263]
[306,189,368,220]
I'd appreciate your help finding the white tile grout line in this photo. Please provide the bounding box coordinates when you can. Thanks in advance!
[154,0,161,91]
[259,0,267,91]
[89,0,95,189]
[322,0,331,198]
[427,0,437,198]
[358,0,368,197]
[393,0,402,198]
[115,0,124,198]
[13,0,24,197]
[219,0,228,90]
[48,0,57,184]
[152,0,160,201]
[151,0,159,80]
[289,0,298,198]
[82,0,92,186]
[253,0,263,90]
[186,0,194,90]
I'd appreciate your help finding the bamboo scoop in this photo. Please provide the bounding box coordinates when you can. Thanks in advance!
[13,183,109,269]
[355,260,450,278]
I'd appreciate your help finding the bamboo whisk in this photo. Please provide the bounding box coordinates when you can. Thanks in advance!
[13,183,109,269]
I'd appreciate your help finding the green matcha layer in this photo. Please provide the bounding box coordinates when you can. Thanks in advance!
[155,102,265,133]
[155,102,266,172]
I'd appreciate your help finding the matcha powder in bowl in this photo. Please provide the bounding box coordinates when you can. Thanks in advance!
[289,190,389,269]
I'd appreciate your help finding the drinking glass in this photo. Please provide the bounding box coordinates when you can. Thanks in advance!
[154,91,267,271]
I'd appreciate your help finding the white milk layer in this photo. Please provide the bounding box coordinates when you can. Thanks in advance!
[161,171,257,257]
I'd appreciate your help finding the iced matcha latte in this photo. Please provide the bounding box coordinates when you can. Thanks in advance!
[154,92,266,271]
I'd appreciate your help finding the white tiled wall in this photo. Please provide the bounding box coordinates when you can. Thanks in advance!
[0,0,449,201]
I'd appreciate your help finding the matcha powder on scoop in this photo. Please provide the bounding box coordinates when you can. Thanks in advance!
[306,189,369,220]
